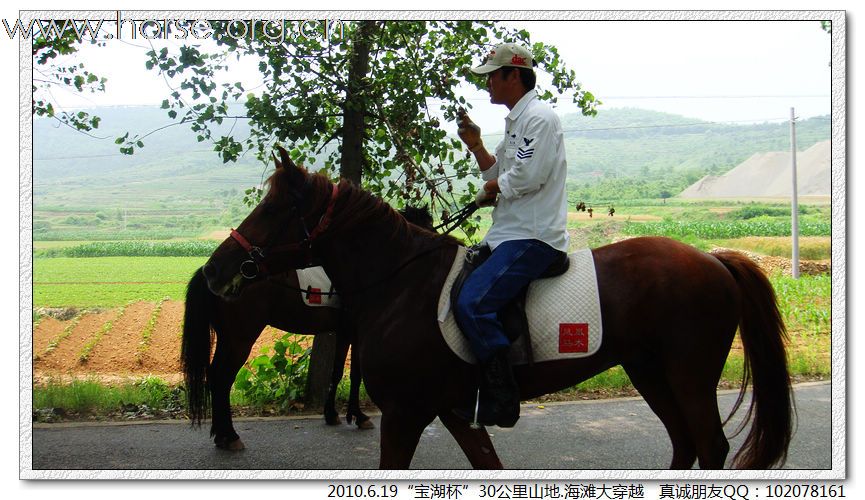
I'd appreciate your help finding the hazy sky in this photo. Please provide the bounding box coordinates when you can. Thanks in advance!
[42,18,832,137]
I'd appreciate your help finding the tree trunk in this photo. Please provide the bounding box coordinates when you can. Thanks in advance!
[306,21,378,410]
[339,20,378,184]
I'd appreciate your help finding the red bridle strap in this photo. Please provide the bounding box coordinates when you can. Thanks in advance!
[308,182,339,241]
[230,228,256,253]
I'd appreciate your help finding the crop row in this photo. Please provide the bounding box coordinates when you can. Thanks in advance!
[621,220,831,239]
[36,240,219,258]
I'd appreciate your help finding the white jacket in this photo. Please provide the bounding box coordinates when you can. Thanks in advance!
[481,90,570,252]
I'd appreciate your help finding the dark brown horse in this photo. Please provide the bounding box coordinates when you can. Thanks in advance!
[182,206,435,450]
[201,148,794,469]
[181,267,372,450]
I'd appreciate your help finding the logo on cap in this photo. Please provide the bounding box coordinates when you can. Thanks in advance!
[511,55,527,66]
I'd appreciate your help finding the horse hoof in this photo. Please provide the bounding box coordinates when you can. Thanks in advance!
[356,418,375,430]
[325,415,342,426]
[216,438,246,451]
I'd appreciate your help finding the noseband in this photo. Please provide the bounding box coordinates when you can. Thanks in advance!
[230,182,339,279]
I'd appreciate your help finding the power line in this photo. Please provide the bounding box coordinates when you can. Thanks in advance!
[33,149,218,161]
[33,115,827,161]
[430,94,830,103]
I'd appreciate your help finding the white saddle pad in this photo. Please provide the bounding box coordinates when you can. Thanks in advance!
[295,266,341,308]
[437,246,603,365]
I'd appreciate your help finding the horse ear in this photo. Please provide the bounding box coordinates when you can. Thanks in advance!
[271,151,281,170]
[274,146,306,188]
[277,146,299,171]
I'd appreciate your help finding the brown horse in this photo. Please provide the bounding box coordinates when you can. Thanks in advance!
[201,148,794,469]
[182,206,435,450]
[181,267,372,450]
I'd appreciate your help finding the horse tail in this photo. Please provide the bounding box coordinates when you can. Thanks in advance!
[181,267,214,427]
[713,250,795,469]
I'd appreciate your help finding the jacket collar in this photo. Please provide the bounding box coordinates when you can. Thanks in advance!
[507,90,538,121]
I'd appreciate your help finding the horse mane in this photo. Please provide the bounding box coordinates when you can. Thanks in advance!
[266,165,460,248]
[330,177,462,248]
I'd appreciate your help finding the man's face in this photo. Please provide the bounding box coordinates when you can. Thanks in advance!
[486,69,508,105]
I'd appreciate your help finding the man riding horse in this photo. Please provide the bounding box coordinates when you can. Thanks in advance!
[454,43,570,428]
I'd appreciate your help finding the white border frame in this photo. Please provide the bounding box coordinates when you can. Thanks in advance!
[20,9,847,481]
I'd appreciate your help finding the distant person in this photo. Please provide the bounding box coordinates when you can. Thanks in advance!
[453,42,570,428]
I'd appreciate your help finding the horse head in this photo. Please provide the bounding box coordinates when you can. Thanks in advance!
[202,146,336,298]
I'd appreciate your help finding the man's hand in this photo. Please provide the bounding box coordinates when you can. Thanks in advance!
[475,188,497,208]
[457,108,482,151]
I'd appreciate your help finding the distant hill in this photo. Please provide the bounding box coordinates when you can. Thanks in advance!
[679,140,830,198]
[33,105,831,210]
[559,107,830,179]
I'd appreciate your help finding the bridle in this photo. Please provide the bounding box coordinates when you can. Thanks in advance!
[230,182,339,279]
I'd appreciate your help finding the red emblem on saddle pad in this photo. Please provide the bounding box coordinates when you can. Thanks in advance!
[308,288,322,304]
[559,323,589,353]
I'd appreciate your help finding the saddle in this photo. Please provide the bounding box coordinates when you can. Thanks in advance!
[450,244,570,366]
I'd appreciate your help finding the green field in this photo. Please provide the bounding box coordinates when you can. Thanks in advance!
[33,256,206,307]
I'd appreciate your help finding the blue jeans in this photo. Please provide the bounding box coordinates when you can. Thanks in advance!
[454,239,562,363]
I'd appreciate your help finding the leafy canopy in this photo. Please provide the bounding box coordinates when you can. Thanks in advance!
[142,20,599,224]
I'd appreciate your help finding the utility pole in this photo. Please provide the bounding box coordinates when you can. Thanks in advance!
[790,107,800,279]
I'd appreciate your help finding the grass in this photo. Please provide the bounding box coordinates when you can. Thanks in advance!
[33,376,184,420]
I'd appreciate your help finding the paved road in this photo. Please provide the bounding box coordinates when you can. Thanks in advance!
[28,382,832,472]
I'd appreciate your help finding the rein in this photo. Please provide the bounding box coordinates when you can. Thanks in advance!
[434,202,479,235]
[266,242,455,299]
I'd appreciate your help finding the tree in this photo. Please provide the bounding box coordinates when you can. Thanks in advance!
[144,21,599,213]
[142,20,600,408]
[32,28,107,134]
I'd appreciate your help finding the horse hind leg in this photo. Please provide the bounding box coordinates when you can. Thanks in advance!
[438,412,503,469]
[666,363,731,469]
[624,361,697,469]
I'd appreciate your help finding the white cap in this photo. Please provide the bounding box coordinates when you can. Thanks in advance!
[471,43,534,74]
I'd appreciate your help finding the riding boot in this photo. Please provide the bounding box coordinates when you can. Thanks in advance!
[454,347,520,428]
[479,347,520,427]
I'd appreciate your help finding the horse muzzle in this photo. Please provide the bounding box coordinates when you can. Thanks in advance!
[202,260,247,299]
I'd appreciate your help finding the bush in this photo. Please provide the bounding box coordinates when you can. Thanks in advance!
[233,334,311,410]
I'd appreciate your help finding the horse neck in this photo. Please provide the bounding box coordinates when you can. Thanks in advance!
[316,200,456,307]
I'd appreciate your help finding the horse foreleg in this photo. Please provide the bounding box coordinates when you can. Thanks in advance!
[438,412,503,469]
[346,344,374,429]
[209,337,254,451]
[378,408,435,469]
[324,336,350,426]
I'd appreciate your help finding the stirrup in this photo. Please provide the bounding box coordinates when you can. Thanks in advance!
[470,387,482,430]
